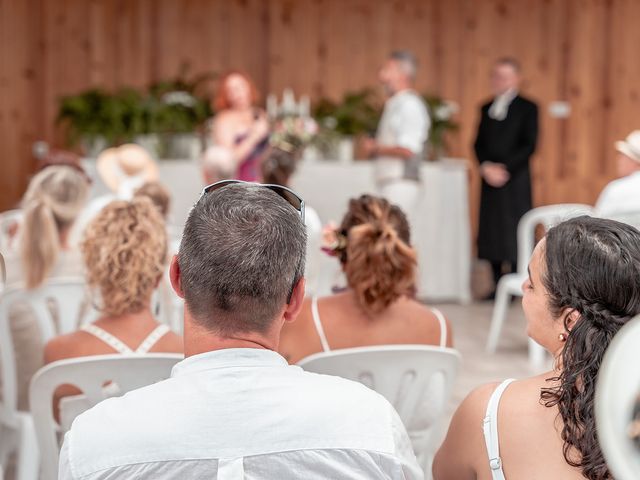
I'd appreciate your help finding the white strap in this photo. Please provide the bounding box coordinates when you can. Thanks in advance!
[81,324,133,354]
[311,296,331,352]
[482,379,516,480]
[135,324,170,354]
[431,307,447,347]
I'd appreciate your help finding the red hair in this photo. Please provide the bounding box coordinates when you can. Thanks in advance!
[214,70,260,111]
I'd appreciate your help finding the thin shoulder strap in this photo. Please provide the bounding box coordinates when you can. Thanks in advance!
[135,324,170,354]
[311,296,331,352]
[482,379,516,480]
[81,324,133,354]
[431,307,447,347]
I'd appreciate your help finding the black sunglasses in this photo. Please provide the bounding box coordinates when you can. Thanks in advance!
[201,180,305,223]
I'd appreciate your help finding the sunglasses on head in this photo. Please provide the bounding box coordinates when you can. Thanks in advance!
[201,180,305,222]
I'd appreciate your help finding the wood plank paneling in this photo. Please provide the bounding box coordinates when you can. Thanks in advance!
[1,0,639,227]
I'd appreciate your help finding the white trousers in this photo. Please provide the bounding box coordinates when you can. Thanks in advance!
[378,180,421,217]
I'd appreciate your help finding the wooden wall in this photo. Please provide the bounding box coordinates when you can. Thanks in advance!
[2,0,639,227]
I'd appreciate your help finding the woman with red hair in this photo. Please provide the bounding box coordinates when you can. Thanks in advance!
[212,71,270,181]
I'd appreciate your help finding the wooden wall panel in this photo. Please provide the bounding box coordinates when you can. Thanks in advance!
[1,0,639,229]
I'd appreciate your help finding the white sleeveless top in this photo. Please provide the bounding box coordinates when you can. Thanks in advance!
[80,324,170,354]
[310,296,448,351]
[482,378,516,480]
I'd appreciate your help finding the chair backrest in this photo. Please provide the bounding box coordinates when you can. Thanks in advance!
[0,278,97,414]
[601,210,640,230]
[298,345,461,474]
[596,315,640,480]
[0,209,22,253]
[29,353,183,480]
[516,204,594,275]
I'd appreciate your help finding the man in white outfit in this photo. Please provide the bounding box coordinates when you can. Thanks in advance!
[363,51,430,215]
[59,182,423,480]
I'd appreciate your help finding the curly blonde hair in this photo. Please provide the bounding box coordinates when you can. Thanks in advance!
[339,195,417,316]
[81,197,167,317]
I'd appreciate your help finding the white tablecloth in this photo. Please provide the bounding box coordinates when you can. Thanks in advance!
[291,159,471,303]
[82,157,471,303]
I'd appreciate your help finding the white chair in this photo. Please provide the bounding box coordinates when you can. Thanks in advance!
[602,210,640,230]
[485,204,594,369]
[595,315,640,480]
[0,277,97,480]
[0,210,22,253]
[298,345,461,476]
[29,354,183,480]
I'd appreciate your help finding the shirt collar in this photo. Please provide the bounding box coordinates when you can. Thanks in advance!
[171,348,289,377]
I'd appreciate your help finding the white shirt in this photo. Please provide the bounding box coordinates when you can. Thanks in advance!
[374,90,430,184]
[595,171,640,216]
[59,348,423,480]
[488,88,518,121]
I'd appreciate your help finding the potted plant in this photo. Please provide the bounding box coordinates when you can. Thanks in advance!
[422,95,459,161]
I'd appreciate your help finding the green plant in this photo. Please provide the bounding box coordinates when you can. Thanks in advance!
[422,94,459,156]
[313,88,382,137]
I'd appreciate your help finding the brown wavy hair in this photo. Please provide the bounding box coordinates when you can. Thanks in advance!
[339,195,416,316]
[540,216,640,479]
[81,197,167,317]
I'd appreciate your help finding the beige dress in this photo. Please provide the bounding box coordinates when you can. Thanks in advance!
[2,250,84,410]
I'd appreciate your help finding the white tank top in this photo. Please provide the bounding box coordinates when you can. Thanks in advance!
[310,296,448,351]
[482,378,516,480]
[80,324,170,354]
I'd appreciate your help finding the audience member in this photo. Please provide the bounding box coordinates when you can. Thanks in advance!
[212,71,270,181]
[201,145,235,185]
[261,146,323,296]
[434,216,640,480]
[58,182,422,479]
[279,194,452,364]
[2,165,90,410]
[45,198,182,417]
[595,130,640,216]
[134,181,172,220]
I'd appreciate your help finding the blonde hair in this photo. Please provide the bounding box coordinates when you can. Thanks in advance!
[21,166,90,288]
[81,197,167,317]
[339,195,417,316]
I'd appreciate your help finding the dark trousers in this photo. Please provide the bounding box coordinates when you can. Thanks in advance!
[491,260,515,288]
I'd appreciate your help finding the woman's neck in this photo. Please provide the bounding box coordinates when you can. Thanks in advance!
[97,307,157,329]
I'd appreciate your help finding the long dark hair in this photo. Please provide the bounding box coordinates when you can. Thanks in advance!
[540,216,640,479]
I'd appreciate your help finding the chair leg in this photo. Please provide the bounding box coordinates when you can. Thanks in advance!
[528,339,547,371]
[486,283,511,353]
[15,416,38,480]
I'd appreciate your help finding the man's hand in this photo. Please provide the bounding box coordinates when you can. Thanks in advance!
[360,137,378,159]
[480,162,510,188]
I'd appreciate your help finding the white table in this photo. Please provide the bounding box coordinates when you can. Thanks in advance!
[291,159,471,303]
[83,157,471,303]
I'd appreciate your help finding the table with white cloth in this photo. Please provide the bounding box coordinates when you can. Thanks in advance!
[82,157,471,303]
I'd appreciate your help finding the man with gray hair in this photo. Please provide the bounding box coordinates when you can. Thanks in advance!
[363,50,430,215]
[59,181,423,479]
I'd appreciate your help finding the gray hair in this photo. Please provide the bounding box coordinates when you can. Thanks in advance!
[178,183,307,335]
[389,50,418,80]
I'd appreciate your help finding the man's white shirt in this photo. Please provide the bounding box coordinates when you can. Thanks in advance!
[374,90,430,185]
[59,348,423,479]
[595,171,640,217]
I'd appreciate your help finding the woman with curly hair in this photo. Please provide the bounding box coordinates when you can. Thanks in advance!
[44,198,183,413]
[434,216,640,480]
[279,194,452,364]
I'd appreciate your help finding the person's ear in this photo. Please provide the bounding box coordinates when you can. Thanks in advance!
[283,278,306,323]
[562,308,581,333]
[169,255,184,299]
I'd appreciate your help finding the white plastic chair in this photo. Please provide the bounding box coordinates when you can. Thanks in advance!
[0,210,22,253]
[485,204,594,369]
[602,210,640,230]
[595,315,640,480]
[0,277,97,480]
[29,353,183,480]
[298,345,461,476]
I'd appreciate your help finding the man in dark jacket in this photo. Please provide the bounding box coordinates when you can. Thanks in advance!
[474,58,538,295]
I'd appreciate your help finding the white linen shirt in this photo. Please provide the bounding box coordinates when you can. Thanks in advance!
[595,171,640,217]
[374,90,430,184]
[59,348,423,480]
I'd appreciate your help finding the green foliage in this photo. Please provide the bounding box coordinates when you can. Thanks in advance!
[422,94,459,150]
[313,88,382,137]
[56,72,213,147]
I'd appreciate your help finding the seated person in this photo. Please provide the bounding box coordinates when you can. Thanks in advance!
[279,194,452,364]
[201,145,235,185]
[261,146,323,296]
[595,130,640,216]
[59,182,422,479]
[134,181,172,220]
[45,197,183,416]
[434,216,640,479]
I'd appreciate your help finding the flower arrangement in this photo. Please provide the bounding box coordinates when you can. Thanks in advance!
[267,89,318,156]
[422,95,459,160]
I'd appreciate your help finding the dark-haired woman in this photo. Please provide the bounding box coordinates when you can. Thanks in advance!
[434,216,640,480]
[279,194,453,364]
